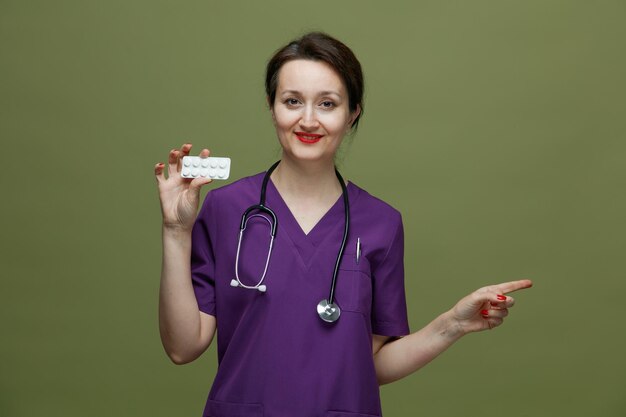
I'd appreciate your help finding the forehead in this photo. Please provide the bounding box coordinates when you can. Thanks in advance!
[276,59,346,95]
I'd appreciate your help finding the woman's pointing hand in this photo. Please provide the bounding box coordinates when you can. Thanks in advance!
[451,279,533,334]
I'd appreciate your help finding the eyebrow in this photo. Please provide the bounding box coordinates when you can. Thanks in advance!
[280,89,342,98]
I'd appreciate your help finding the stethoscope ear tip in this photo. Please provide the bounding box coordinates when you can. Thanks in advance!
[230,279,267,292]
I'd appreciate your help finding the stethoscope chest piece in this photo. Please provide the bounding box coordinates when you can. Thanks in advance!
[317,299,341,323]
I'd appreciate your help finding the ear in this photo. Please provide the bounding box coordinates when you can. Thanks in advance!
[267,96,276,123]
[348,104,361,127]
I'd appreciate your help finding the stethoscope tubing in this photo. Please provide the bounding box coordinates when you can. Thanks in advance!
[327,169,349,306]
[240,205,278,237]
[233,160,349,322]
[234,213,275,290]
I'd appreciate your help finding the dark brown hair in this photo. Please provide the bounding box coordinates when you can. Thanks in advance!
[265,32,364,129]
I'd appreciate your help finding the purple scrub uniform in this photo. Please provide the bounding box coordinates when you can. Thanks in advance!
[191,172,410,417]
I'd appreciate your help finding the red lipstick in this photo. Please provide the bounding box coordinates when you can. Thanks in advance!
[295,131,323,144]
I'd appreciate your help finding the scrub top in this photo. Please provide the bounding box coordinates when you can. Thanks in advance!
[191,172,410,417]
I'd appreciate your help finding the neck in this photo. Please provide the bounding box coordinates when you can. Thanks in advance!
[270,155,343,199]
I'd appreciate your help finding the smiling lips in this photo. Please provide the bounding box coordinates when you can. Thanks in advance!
[295,131,324,144]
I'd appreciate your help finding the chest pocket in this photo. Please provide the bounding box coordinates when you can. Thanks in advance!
[334,252,372,316]
[205,399,263,417]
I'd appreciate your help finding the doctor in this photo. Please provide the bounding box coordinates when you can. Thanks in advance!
[154,32,532,417]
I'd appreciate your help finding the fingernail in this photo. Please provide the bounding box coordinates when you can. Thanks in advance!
[497,295,506,300]
[490,302,499,307]
[481,309,489,317]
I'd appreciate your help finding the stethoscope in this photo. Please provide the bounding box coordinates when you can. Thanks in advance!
[230,160,350,323]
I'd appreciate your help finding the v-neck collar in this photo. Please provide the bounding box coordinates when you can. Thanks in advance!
[265,177,357,267]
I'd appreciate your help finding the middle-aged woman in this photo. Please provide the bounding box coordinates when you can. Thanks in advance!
[154,32,532,417]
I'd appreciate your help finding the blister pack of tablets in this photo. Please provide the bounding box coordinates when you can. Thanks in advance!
[180,156,231,180]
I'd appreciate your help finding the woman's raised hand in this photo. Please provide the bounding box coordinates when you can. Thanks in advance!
[451,279,533,334]
[155,143,213,231]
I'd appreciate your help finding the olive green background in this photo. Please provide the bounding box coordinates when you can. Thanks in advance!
[2,1,625,416]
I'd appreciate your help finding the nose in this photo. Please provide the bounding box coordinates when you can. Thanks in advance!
[299,105,319,130]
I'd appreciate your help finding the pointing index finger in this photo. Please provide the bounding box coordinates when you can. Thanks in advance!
[495,279,533,295]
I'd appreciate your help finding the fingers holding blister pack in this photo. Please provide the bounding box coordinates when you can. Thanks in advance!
[154,143,227,231]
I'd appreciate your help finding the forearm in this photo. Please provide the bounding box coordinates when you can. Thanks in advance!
[158,226,207,363]
[374,310,465,385]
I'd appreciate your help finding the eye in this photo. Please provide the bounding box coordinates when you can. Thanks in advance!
[285,98,300,106]
[320,101,335,109]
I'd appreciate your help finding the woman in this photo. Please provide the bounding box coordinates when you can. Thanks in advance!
[154,32,532,417]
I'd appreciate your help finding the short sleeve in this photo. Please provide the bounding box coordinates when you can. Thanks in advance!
[370,215,410,337]
[191,191,217,317]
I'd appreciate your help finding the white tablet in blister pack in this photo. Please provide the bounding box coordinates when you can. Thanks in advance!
[180,156,231,180]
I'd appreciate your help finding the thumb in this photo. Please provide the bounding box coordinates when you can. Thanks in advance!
[188,176,213,193]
